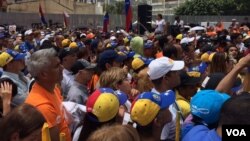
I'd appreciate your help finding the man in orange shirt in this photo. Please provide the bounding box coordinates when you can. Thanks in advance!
[25,48,71,141]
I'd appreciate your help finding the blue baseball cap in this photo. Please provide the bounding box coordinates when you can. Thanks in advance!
[98,50,127,69]
[110,41,118,48]
[6,49,26,61]
[0,32,5,39]
[144,40,153,49]
[131,90,175,126]
[145,57,154,65]
[115,90,128,105]
[127,51,135,58]
[191,90,230,125]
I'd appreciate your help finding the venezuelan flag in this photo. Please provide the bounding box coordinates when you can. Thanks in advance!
[39,3,47,25]
[125,0,132,32]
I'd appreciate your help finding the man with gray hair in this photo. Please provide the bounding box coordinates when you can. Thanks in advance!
[25,48,71,141]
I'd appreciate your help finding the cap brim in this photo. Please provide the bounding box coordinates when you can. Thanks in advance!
[161,90,175,109]
[144,46,153,49]
[127,52,135,58]
[171,61,184,71]
[14,53,26,60]
[115,55,127,62]
[115,90,128,105]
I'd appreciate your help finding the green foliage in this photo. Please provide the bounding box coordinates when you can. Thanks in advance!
[175,0,250,15]
[106,2,124,15]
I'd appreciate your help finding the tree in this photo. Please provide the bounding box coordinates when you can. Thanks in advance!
[175,0,250,15]
[105,1,124,15]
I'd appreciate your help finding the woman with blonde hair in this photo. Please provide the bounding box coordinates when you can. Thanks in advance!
[135,67,154,93]
[99,67,130,95]
[87,124,140,141]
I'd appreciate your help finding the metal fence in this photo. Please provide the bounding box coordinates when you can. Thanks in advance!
[1,12,250,30]
[166,16,250,25]
[0,12,126,29]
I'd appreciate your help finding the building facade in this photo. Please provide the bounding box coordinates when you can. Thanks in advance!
[151,0,186,15]
[5,0,103,14]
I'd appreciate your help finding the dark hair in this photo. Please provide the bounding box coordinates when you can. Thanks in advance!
[208,52,228,74]
[0,78,17,98]
[200,44,215,53]
[192,115,218,129]
[0,104,45,141]
[219,93,250,125]
[157,35,168,49]
[77,47,89,59]
[78,113,116,141]
[40,40,55,50]
[225,45,238,54]
[230,33,242,43]
[151,76,163,87]
[163,44,178,59]
[136,122,154,139]
[181,43,191,53]
[157,14,163,19]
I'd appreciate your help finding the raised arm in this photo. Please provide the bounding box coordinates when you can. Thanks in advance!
[216,54,250,94]
[0,81,12,116]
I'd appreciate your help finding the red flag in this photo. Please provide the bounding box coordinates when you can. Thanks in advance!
[103,12,109,32]
[39,3,47,25]
[125,0,132,32]
[63,11,70,28]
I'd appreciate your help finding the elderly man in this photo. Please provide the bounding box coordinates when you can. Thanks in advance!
[25,48,71,141]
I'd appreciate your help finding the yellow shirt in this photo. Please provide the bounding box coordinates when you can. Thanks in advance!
[176,90,191,119]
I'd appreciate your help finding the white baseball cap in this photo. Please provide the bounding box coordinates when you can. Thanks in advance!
[147,57,184,80]
[110,36,116,41]
[180,37,194,44]
[24,29,33,36]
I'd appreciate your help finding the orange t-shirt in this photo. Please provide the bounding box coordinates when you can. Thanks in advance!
[25,82,71,141]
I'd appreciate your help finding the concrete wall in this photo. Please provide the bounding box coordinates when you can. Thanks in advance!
[0,12,125,30]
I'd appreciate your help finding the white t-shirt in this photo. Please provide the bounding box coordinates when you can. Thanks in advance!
[236,42,247,53]
[174,20,184,27]
[155,19,166,33]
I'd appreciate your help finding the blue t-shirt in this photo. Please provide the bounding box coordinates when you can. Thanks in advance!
[19,41,35,53]
[182,125,221,141]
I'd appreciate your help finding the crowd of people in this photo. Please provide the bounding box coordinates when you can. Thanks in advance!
[1,15,250,141]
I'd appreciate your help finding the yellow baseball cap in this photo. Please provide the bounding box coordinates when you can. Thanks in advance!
[132,57,145,71]
[0,52,13,67]
[69,42,78,48]
[62,39,71,48]
[86,88,127,122]
[208,52,216,62]
[176,34,183,40]
[131,91,175,126]
[201,52,210,62]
